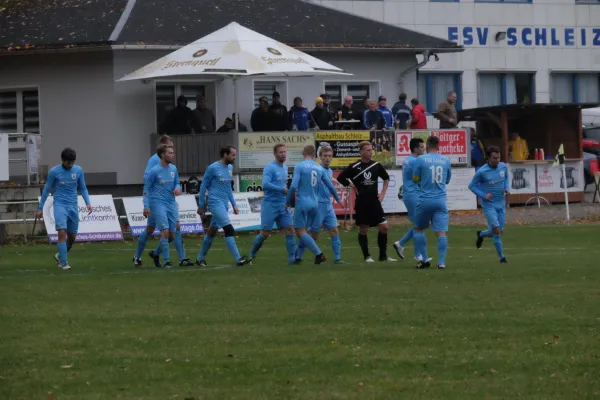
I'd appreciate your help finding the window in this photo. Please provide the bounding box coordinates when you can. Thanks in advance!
[253,82,278,108]
[417,73,462,113]
[155,83,205,129]
[325,84,371,111]
[0,89,40,133]
[551,73,599,104]
[477,73,534,107]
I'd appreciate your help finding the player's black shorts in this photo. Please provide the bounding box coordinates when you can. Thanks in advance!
[355,197,387,227]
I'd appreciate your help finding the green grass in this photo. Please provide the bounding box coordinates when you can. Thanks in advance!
[1,225,600,400]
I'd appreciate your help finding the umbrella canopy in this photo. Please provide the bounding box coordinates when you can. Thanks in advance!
[117,22,351,81]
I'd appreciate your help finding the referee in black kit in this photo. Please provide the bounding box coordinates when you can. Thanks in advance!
[337,141,396,263]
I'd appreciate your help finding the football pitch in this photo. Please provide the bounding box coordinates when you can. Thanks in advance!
[1,225,599,399]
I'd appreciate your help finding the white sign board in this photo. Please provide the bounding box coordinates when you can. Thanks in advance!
[40,194,123,242]
[209,192,265,231]
[507,161,584,194]
[27,135,42,174]
[238,132,315,169]
[0,133,8,181]
[122,195,204,236]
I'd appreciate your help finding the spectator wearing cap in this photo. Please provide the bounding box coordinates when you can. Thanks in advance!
[217,113,247,133]
[377,96,394,129]
[192,95,216,133]
[320,93,336,121]
[288,97,311,131]
[363,99,385,131]
[391,93,411,130]
[159,95,193,134]
[311,97,334,130]
[410,98,427,129]
[251,96,274,132]
[269,91,289,131]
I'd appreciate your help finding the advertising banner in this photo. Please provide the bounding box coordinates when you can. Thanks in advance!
[122,195,204,236]
[27,135,42,175]
[238,132,314,169]
[40,194,123,242]
[507,161,584,195]
[218,192,265,231]
[315,131,370,167]
[0,133,8,181]
[239,172,292,192]
[396,129,469,166]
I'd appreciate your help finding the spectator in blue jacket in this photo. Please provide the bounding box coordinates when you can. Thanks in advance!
[288,97,310,131]
[377,96,394,128]
[391,93,412,129]
[364,100,386,131]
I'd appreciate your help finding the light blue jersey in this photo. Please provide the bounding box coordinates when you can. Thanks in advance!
[144,154,160,180]
[402,155,420,197]
[39,164,91,210]
[198,161,236,209]
[143,163,181,209]
[413,153,452,201]
[468,162,509,207]
[317,166,335,205]
[286,160,340,208]
[262,161,288,204]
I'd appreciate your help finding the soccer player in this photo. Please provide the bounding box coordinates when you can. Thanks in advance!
[133,135,193,267]
[296,144,346,264]
[286,144,341,264]
[393,137,425,260]
[37,148,92,270]
[196,145,248,266]
[468,146,509,263]
[337,141,396,263]
[248,144,297,264]
[412,135,452,269]
[142,144,182,268]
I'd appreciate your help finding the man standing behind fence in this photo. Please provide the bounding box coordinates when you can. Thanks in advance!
[37,147,92,270]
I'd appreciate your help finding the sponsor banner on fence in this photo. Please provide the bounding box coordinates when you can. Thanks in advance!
[122,195,204,236]
[316,131,370,167]
[239,173,293,192]
[27,135,42,174]
[40,194,123,242]
[238,132,314,169]
[507,161,584,194]
[219,192,265,231]
[396,129,469,166]
[446,168,478,210]
[0,133,8,181]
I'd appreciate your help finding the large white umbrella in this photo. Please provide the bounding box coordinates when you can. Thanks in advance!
[117,22,352,129]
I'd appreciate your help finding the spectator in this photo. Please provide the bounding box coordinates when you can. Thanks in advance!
[508,132,530,161]
[364,100,385,131]
[435,91,458,129]
[269,91,288,131]
[251,96,273,132]
[360,98,370,128]
[392,93,411,129]
[159,95,193,134]
[339,95,361,130]
[288,97,311,131]
[192,95,216,133]
[321,93,336,121]
[410,98,427,129]
[377,96,394,128]
[311,97,333,130]
[217,114,248,133]
[470,130,486,168]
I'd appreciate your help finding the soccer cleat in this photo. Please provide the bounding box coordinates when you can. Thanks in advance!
[314,253,327,265]
[365,257,376,263]
[247,256,254,265]
[58,263,71,270]
[500,257,508,264]
[164,262,173,269]
[149,250,161,268]
[334,260,349,265]
[416,257,432,269]
[132,257,143,267]
[393,241,405,260]
[438,264,446,270]
[179,258,194,267]
[292,258,303,265]
[380,256,398,262]
[54,252,60,266]
[476,230,484,249]
[236,256,249,267]
[195,259,208,267]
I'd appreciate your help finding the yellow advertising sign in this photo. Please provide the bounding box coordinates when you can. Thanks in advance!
[238,132,315,169]
[315,130,371,167]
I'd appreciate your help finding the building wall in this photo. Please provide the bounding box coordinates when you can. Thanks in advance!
[310,0,600,108]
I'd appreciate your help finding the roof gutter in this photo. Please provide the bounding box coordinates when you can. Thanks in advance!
[109,44,463,53]
[398,50,433,92]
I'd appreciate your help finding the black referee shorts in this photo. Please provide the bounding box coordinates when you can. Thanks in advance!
[355,197,387,227]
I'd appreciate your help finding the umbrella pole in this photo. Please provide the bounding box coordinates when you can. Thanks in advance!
[233,76,239,131]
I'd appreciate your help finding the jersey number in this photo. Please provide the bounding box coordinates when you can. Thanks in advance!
[311,171,318,187]
[430,166,444,184]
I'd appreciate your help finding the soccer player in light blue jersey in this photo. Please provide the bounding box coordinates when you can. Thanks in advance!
[37,148,92,270]
[248,144,297,264]
[468,146,509,263]
[296,144,346,264]
[196,145,248,266]
[142,145,182,268]
[286,144,341,264]
[134,135,193,267]
[412,136,452,269]
[394,137,425,260]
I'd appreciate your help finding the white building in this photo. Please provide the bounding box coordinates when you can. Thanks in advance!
[0,0,461,186]
[311,0,600,111]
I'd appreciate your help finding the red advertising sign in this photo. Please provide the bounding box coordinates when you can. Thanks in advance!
[395,129,469,165]
[332,170,355,215]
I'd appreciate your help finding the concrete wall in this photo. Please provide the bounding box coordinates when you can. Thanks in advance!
[311,0,600,108]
